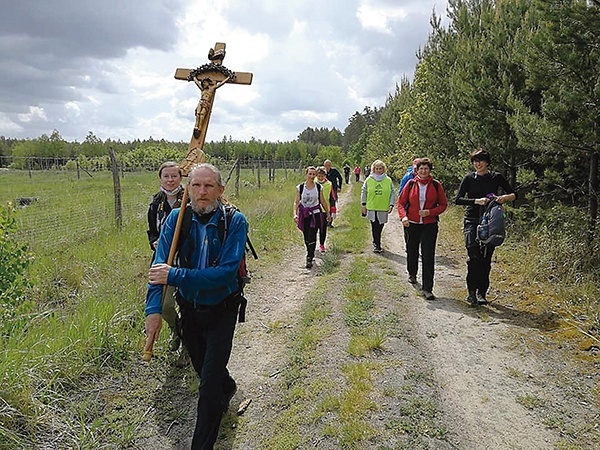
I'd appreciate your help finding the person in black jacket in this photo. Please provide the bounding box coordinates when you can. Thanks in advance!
[343,163,350,184]
[324,159,343,226]
[147,161,185,353]
[455,148,516,305]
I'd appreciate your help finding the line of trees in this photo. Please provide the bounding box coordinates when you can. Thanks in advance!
[360,0,599,244]
[0,130,350,171]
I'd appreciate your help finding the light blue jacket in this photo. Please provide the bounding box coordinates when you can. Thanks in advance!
[398,166,415,196]
[145,204,248,315]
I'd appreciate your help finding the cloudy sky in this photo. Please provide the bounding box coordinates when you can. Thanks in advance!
[0,0,448,144]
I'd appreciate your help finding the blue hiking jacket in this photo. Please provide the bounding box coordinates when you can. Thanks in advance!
[145,204,248,315]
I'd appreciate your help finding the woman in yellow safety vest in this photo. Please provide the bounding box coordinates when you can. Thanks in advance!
[361,160,396,253]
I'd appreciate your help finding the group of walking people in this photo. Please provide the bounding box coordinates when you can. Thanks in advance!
[293,160,343,268]
[141,147,516,449]
[295,149,516,305]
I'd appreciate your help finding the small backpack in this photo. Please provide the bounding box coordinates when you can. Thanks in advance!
[176,203,257,322]
[477,200,505,247]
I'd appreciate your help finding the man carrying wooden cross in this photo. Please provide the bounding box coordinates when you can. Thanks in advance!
[144,43,252,449]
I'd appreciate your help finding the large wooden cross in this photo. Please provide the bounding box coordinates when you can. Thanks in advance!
[142,43,253,362]
[175,42,253,175]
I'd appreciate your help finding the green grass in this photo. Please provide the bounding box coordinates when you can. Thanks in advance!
[0,167,303,449]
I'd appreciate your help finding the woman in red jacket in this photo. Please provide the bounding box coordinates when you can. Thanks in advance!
[397,158,448,300]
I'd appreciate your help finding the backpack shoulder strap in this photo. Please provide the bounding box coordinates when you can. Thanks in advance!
[404,180,416,212]
[152,191,168,204]
[299,183,320,195]
[175,205,194,267]
[407,179,417,198]
[218,203,237,243]
[219,204,257,259]
[177,206,193,251]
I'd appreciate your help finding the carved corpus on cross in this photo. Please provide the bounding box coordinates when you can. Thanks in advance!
[175,42,253,176]
[142,42,253,362]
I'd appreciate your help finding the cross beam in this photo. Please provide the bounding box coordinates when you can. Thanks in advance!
[175,42,253,176]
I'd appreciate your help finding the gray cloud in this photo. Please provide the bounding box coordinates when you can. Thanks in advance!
[0,0,185,113]
[0,0,448,142]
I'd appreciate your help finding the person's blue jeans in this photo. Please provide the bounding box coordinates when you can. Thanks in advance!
[405,222,439,292]
[178,294,240,449]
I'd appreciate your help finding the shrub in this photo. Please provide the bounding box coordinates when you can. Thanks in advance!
[0,202,34,337]
[511,202,600,282]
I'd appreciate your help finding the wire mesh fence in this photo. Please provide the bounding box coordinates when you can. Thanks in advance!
[1,159,303,254]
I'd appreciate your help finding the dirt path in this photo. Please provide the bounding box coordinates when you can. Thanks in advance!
[138,182,599,449]
[378,213,561,449]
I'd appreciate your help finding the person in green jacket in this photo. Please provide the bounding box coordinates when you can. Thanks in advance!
[361,160,396,253]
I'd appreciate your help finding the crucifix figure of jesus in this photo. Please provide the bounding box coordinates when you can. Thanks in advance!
[193,76,229,139]
[174,42,253,175]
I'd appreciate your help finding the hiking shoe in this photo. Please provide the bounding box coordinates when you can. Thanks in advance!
[306,258,313,269]
[476,292,488,305]
[319,244,326,253]
[423,291,436,301]
[466,291,478,306]
[408,275,417,284]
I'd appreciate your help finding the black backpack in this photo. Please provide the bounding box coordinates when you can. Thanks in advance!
[176,203,257,322]
[477,200,505,247]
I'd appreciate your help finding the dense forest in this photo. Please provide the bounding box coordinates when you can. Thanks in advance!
[2,0,599,265]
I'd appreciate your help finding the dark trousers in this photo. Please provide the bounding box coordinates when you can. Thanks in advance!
[405,222,439,292]
[370,215,385,249]
[318,216,328,246]
[302,214,321,259]
[464,221,495,295]
[178,296,240,450]
[355,173,360,182]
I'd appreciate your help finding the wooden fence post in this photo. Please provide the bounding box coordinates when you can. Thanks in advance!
[257,160,261,189]
[235,159,241,197]
[108,148,122,229]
